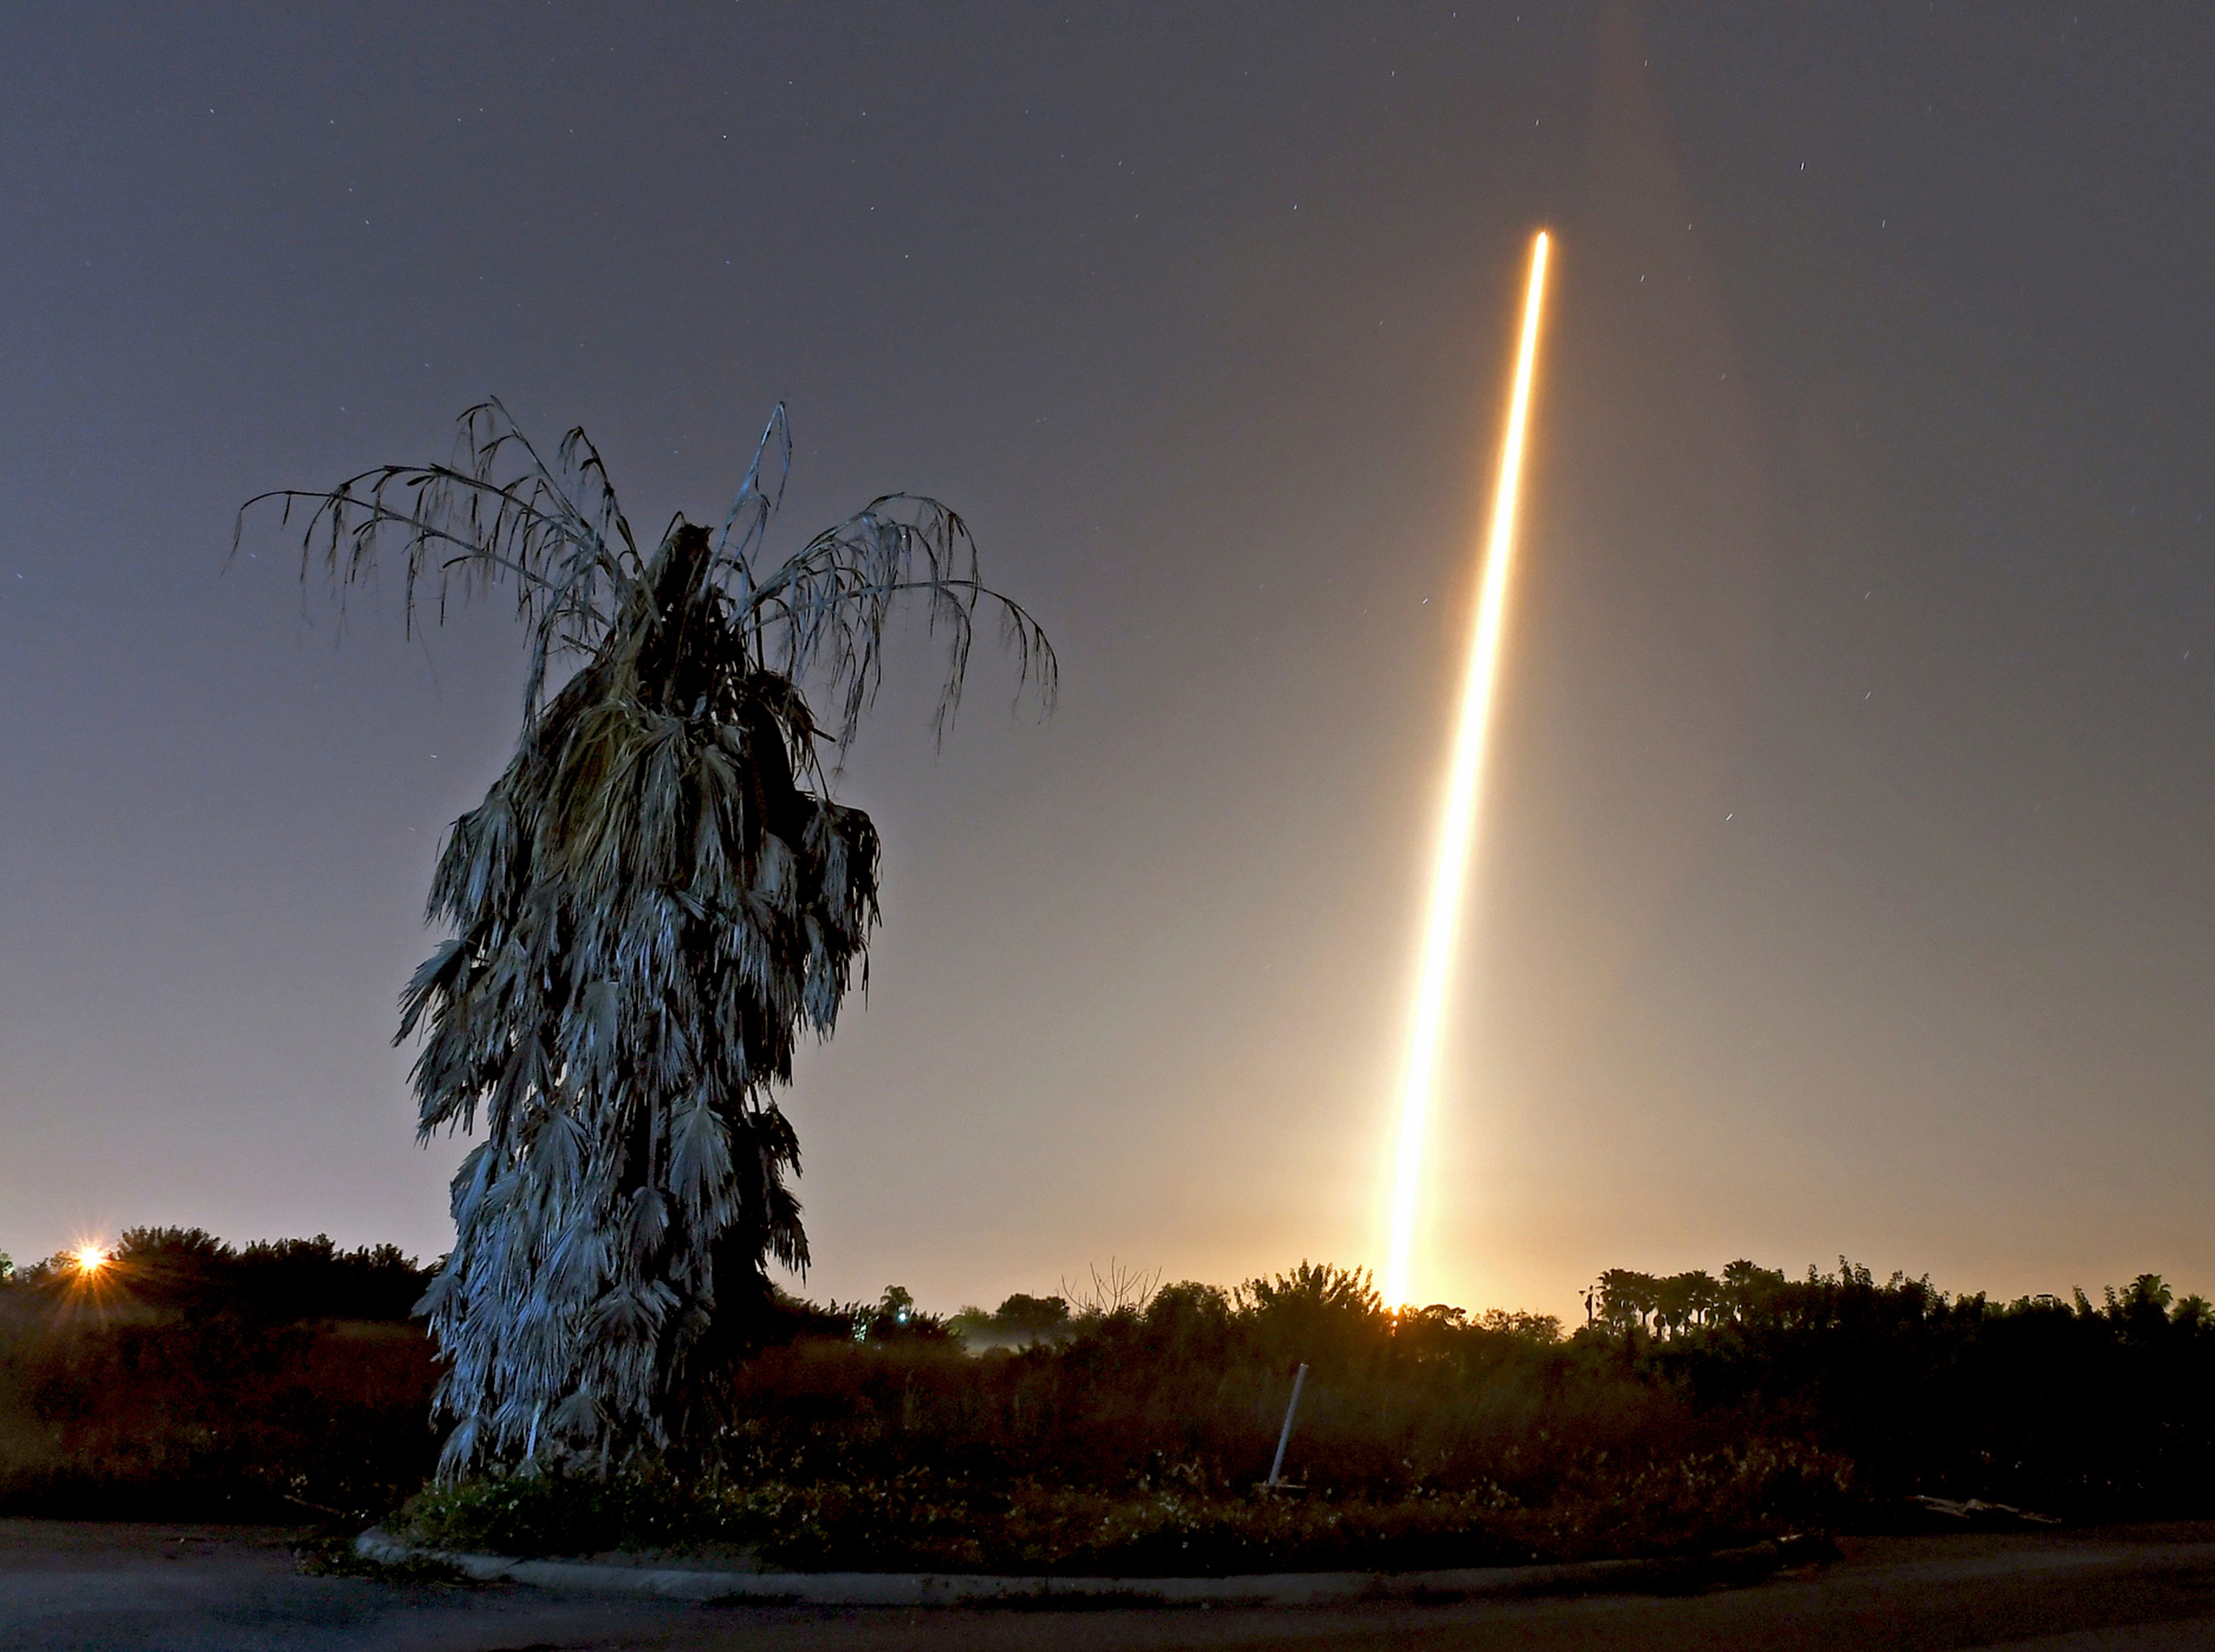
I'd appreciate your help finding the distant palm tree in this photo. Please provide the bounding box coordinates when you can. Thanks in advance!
[242,403,1052,1472]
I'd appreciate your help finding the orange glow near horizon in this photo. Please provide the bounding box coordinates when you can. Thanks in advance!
[1383,230,1551,1310]
[72,1243,109,1276]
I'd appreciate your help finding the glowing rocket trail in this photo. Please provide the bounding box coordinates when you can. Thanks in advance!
[1383,230,1551,1310]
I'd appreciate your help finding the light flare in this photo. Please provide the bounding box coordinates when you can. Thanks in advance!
[72,1243,109,1276]
[1383,230,1551,1309]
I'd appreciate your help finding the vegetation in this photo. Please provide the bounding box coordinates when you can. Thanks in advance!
[240,402,1052,1474]
[384,1256,2215,1571]
[0,1228,439,1520]
[6,1239,2210,1574]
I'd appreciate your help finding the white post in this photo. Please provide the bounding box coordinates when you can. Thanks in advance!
[1267,1363,1309,1488]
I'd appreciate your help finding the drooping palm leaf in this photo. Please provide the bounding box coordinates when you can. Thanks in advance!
[241,404,1053,1470]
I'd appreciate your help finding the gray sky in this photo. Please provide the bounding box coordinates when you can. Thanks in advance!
[3,3,2210,1319]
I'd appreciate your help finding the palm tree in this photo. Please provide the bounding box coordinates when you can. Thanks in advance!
[241,402,1053,1473]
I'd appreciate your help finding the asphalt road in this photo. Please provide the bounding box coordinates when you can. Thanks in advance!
[4,1519,2214,1651]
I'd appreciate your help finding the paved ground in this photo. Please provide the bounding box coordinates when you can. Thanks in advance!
[4,1518,2214,1651]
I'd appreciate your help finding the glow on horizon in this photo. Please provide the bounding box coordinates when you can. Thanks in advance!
[1383,230,1551,1310]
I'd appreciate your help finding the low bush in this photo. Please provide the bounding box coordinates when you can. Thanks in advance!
[392,1442,1850,1573]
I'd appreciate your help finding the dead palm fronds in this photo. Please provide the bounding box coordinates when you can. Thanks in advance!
[240,402,1053,1473]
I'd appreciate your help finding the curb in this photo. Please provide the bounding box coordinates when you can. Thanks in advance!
[353,1529,1788,1607]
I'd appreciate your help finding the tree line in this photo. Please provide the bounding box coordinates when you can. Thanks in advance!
[2,1227,434,1323]
[1584,1258,2209,1343]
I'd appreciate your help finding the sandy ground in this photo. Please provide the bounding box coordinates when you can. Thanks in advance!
[3,1518,2214,1651]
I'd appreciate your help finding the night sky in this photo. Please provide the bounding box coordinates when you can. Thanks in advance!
[4,5,2211,1319]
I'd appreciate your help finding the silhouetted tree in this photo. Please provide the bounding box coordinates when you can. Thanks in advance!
[243,402,1052,1472]
[1720,1259,1787,1325]
[1597,1268,1658,1335]
[992,1293,1073,1340]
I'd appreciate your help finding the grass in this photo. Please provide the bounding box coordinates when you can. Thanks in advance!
[389,1443,1847,1574]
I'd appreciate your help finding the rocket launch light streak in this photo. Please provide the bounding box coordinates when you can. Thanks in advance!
[1383,230,1550,1310]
